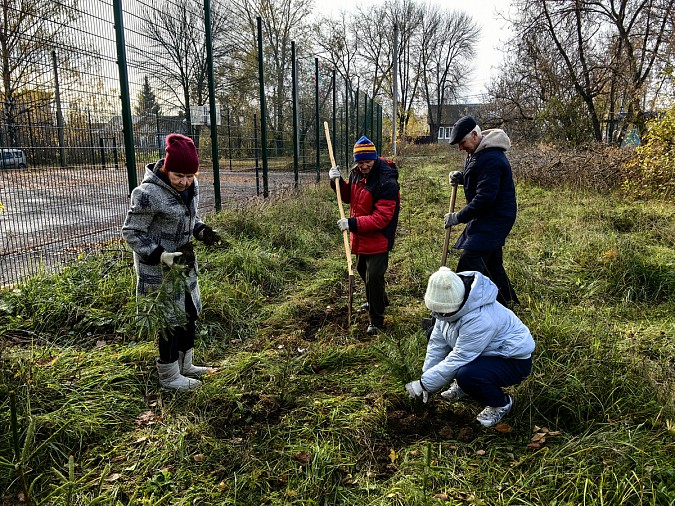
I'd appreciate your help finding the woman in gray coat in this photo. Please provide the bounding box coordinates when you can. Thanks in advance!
[122,133,220,390]
[405,267,534,427]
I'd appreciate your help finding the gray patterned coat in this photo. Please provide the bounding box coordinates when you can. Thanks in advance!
[122,162,205,323]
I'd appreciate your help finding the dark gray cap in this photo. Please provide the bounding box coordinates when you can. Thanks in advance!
[448,116,477,145]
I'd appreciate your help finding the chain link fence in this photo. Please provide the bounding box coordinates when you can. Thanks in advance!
[0,0,383,287]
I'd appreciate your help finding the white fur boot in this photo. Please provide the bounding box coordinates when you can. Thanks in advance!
[156,359,201,390]
[179,349,215,377]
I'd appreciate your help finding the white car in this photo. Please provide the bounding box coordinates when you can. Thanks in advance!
[0,149,27,169]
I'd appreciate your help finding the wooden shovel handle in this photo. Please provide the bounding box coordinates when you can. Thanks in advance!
[324,121,354,277]
[441,184,458,267]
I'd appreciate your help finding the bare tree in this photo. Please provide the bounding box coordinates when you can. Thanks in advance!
[0,0,76,147]
[420,7,480,142]
[498,0,673,144]
[141,0,231,135]
[228,0,313,153]
[314,11,360,89]
[589,0,674,141]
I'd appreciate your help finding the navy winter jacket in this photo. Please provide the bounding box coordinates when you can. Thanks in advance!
[454,129,517,252]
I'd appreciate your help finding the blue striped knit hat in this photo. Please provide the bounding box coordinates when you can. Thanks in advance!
[353,136,378,161]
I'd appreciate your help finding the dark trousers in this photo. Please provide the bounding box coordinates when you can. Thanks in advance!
[158,292,197,363]
[456,248,519,305]
[455,355,532,407]
[356,252,389,326]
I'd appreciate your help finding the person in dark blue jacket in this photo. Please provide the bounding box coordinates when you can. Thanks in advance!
[444,116,520,307]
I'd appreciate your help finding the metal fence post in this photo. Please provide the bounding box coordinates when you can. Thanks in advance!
[355,88,360,137]
[51,51,67,168]
[345,78,350,168]
[291,41,299,188]
[314,57,320,182]
[204,0,222,211]
[331,69,336,159]
[256,16,269,198]
[112,0,137,193]
[254,113,260,196]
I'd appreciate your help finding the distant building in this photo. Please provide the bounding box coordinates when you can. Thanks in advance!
[428,103,510,143]
[429,104,483,143]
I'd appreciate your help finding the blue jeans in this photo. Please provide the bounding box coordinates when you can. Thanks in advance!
[455,355,532,407]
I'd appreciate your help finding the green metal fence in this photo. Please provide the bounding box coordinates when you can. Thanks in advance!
[0,0,383,287]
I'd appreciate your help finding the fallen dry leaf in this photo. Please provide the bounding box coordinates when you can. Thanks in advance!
[111,455,126,462]
[193,453,206,462]
[531,433,547,443]
[434,493,450,501]
[493,422,513,433]
[36,356,59,367]
[527,442,542,449]
[106,473,122,482]
[293,451,311,466]
[135,410,156,426]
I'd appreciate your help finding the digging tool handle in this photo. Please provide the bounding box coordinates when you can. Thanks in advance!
[323,122,354,277]
[441,184,458,267]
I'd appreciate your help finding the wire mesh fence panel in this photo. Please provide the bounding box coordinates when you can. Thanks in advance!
[0,0,383,287]
[0,1,132,287]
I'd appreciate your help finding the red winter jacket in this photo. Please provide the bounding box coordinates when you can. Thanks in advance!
[332,157,400,255]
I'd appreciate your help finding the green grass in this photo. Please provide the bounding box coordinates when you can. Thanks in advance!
[1,155,674,505]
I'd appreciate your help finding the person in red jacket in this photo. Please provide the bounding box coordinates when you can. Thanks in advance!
[329,136,400,335]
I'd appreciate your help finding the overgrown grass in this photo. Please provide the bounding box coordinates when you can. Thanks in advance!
[1,156,674,504]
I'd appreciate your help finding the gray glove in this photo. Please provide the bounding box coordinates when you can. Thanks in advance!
[405,380,429,403]
[449,171,463,186]
[337,218,349,232]
[444,212,459,228]
[160,251,183,269]
[329,166,341,180]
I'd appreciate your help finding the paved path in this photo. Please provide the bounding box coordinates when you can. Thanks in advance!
[0,166,318,286]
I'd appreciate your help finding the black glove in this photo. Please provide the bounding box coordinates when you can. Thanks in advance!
[176,242,196,269]
[199,226,221,246]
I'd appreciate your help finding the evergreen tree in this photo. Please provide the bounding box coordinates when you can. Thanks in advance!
[134,76,161,116]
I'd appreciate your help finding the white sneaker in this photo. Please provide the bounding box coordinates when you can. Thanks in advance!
[476,395,513,427]
[440,381,467,402]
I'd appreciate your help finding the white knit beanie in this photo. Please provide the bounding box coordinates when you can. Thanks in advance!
[424,267,465,313]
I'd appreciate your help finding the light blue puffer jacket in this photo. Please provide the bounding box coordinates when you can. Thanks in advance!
[421,271,534,393]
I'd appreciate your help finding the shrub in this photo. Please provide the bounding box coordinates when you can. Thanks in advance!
[622,105,675,200]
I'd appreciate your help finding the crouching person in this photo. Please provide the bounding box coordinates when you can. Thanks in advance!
[405,267,534,427]
[122,133,217,391]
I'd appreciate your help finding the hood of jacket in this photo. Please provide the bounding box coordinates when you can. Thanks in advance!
[445,271,499,321]
[475,129,511,154]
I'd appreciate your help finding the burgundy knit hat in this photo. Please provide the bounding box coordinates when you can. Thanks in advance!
[164,133,199,174]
